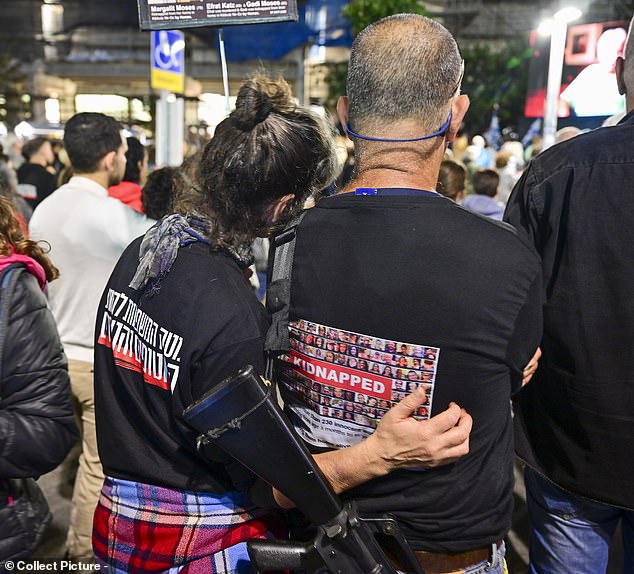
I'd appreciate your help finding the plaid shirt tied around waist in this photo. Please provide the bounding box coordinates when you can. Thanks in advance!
[93,476,283,573]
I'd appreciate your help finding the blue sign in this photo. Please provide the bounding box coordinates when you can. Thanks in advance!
[151,30,185,74]
[151,30,185,93]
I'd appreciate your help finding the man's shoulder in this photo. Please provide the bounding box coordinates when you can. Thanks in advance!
[453,202,541,269]
[31,182,152,246]
[533,120,634,172]
[34,179,144,218]
[29,181,84,225]
[304,193,540,270]
[16,162,39,174]
[17,162,51,180]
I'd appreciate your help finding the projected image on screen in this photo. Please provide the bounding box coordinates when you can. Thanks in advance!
[525,21,627,118]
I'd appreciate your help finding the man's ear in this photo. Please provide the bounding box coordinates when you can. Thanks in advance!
[337,96,349,132]
[616,56,627,95]
[102,150,117,173]
[267,194,296,224]
[447,94,470,143]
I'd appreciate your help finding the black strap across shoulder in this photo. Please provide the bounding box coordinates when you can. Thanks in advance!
[264,212,306,379]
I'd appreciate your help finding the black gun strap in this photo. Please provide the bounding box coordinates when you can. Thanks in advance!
[195,382,273,449]
[264,211,306,379]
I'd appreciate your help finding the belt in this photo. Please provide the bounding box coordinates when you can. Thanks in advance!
[390,539,504,574]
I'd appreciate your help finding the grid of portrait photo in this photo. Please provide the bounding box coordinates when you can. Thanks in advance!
[279,319,439,432]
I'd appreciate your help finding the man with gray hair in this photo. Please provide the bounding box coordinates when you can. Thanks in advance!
[504,15,634,574]
[273,14,542,574]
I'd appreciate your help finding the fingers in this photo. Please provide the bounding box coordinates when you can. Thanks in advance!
[522,347,542,385]
[371,401,472,472]
[435,408,472,448]
[385,396,468,435]
[456,408,473,434]
[524,347,541,371]
[449,409,473,444]
[424,401,463,432]
[424,410,472,467]
[386,386,429,419]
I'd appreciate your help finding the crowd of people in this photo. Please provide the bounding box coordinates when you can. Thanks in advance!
[0,11,633,574]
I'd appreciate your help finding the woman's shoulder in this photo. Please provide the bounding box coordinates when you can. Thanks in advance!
[3,265,46,318]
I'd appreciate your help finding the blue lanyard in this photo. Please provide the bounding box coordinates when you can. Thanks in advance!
[347,188,441,197]
[346,110,452,143]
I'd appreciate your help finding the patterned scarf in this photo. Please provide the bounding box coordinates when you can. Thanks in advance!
[128,213,253,298]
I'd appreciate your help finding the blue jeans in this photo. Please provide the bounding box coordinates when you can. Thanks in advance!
[525,467,634,573]
[463,541,506,574]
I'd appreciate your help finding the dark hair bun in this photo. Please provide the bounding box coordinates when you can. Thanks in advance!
[231,75,294,131]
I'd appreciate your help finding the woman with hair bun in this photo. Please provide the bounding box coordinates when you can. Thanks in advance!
[92,76,337,573]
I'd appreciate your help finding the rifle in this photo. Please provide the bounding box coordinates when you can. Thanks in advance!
[182,365,424,574]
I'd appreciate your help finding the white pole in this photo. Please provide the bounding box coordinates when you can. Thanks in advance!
[155,90,184,167]
[542,19,568,151]
[218,28,231,115]
[296,44,305,105]
[303,44,310,106]
[155,89,169,166]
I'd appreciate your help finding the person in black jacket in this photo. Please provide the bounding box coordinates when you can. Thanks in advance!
[16,137,57,209]
[0,196,78,562]
[504,16,634,573]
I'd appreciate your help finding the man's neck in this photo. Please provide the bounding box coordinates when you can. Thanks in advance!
[343,168,438,193]
[74,172,110,190]
[340,143,445,194]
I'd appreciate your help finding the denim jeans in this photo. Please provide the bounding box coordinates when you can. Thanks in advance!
[525,467,634,573]
[463,541,506,574]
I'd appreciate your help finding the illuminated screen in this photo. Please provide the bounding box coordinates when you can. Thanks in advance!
[524,21,627,118]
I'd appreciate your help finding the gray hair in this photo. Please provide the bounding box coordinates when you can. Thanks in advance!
[347,14,463,134]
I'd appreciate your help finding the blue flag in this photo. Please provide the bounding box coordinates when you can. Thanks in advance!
[522,118,542,148]
[484,108,501,151]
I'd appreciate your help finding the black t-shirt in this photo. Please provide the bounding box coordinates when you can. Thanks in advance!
[276,191,542,552]
[94,238,270,493]
[17,163,56,209]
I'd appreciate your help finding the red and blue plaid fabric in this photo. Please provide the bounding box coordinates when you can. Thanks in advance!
[93,476,283,573]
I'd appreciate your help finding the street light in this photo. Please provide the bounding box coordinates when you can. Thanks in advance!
[540,6,582,150]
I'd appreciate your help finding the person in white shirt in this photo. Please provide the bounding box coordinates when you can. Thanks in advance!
[29,113,153,563]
